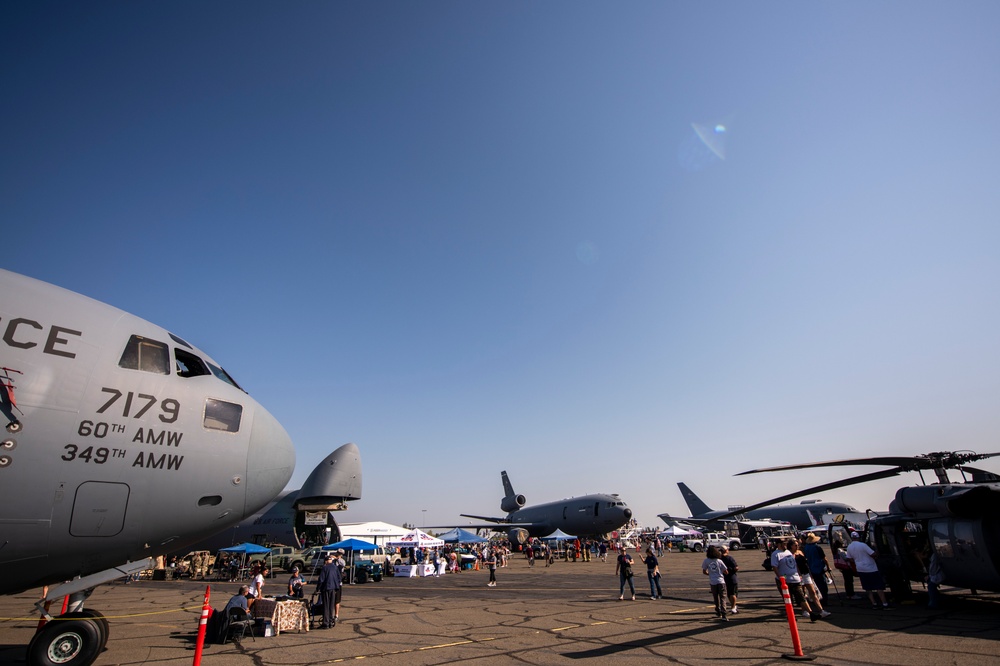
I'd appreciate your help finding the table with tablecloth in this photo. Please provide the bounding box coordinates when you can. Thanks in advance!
[251,598,310,634]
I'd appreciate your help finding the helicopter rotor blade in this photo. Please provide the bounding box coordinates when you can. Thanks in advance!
[736,451,1000,476]
[711,468,903,522]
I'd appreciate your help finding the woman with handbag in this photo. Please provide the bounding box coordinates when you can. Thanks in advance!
[616,546,636,600]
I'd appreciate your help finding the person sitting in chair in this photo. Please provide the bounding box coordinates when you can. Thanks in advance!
[288,568,306,598]
[224,585,251,612]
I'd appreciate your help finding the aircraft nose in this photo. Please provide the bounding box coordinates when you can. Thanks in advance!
[243,402,295,516]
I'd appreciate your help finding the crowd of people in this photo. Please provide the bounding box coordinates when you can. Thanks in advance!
[208,524,940,643]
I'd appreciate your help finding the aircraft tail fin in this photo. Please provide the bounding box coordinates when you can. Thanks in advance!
[677,482,714,517]
[501,470,516,498]
[499,471,526,513]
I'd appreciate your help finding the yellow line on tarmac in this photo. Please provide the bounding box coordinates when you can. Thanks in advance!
[327,637,496,662]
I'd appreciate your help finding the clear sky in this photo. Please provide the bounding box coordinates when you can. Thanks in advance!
[4,2,1000,530]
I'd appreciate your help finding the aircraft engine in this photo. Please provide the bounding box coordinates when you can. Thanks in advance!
[501,494,526,513]
[507,527,530,544]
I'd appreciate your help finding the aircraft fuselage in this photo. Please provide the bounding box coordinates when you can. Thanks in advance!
[0,270,295,594]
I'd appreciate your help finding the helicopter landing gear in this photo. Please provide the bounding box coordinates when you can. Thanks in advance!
[26,611,107,666]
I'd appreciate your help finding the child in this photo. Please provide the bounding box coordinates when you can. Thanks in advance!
[702,545,729,620]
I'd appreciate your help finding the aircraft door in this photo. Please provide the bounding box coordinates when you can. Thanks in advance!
[70,481,129,537]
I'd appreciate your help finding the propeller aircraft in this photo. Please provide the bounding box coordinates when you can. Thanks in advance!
[457,471,633,544]
[0,269,296,666]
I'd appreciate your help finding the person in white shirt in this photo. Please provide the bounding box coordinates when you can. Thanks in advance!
[845,532,889,609]
[248,566,268,601]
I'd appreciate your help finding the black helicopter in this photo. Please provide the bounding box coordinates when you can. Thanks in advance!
[713,451,1000,599]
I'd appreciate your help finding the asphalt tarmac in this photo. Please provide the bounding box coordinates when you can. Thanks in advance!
[2,551,998,665]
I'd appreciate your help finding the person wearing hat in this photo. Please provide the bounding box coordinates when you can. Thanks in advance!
[316,554,343,628]
[845,531,890,609]
[802,532,831,605]
[288,566,305,598]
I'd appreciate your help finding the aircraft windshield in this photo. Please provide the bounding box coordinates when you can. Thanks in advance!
[119,335,169,374]
[209,362,244,391]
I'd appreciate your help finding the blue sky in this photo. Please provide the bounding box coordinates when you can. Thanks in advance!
[4,2,1000,530]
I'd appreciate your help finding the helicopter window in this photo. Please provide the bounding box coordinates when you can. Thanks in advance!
[929,522,953,558]
[119,335,169,374]
[208,362,244,392]
[203,398,242,432]
[175,348,211,378]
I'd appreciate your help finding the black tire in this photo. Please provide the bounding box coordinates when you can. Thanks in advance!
[692,543,704,552]
[27,617,102,666]
[729,542,742,551]
[356,569,368,584]
[64,611,109,652]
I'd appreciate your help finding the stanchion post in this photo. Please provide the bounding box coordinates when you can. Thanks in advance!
[779,576,814,661]
[193,585,211,666]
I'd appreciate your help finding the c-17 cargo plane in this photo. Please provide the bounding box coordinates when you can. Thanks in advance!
[456,471,633,543]
[182,441,363,553]
[0,269,296,666]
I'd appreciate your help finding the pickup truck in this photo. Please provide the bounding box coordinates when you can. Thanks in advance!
[682,532,741,552]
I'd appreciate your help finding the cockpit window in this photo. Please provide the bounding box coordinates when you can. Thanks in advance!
[208,362,244,392]
[175,348,211,378]
[168,333,193,349]
[204,398,242,432]
[119,335,169,374]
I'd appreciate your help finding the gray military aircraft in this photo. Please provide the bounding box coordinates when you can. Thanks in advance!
[185,441,363,553]
[659,482,867,531]
[457,471,633,543]
[0,269,296,666]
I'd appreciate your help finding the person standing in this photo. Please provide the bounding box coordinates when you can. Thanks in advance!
[773,539,819,622]
[642,549,663,599]
[845,531,890,609]
[719,546,740,613]
[616,547,636,600]
[702,546,729,620]
[486,548,498,587]
[832,538,859,598]
[802,532,831,605]
[316,554,343,628]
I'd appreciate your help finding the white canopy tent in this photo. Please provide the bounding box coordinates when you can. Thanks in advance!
[386,528,444,549]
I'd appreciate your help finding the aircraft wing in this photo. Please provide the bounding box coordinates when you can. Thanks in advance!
[458,513,510,524]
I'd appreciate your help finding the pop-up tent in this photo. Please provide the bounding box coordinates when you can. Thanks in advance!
[386,528,444,549]
[541,529,576,541]
[217,542,273,577]
[322,538,380,583]
[437,528,487,544]
[660,525,696,537]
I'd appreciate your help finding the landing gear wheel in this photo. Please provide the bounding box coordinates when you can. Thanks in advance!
[64,611,110,652]
[27,617,101,666]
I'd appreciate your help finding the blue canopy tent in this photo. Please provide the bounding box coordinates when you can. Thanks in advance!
[322,538,380,583]
[323,538,378,551]
[437,528,487,544]
[541,529,576,541]
[217,542,273,579]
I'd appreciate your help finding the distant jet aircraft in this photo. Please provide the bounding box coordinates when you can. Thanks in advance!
[184,442,363,552]
[0,269,295,666]
[660,482,866,531]
[457,471,632,543]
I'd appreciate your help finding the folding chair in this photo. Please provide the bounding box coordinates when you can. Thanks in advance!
[226,606,256,643]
